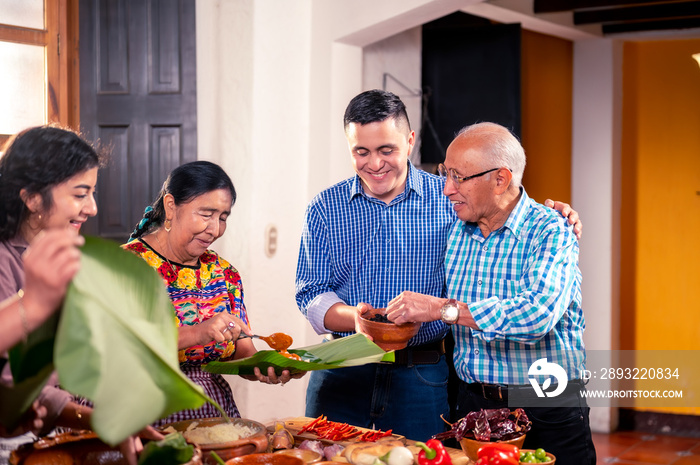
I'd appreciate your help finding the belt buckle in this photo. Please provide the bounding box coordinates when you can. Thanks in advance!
[482,384,503,401]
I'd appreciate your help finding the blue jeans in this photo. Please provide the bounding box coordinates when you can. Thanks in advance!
[305,356,449,441]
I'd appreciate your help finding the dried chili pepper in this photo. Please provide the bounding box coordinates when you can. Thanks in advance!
[414,439,453,465]
[432,408,531,442]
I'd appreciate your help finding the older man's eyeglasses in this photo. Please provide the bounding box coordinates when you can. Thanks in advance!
[437,163,500,184]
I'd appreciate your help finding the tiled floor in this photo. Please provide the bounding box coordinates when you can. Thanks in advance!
[593,431,700,464]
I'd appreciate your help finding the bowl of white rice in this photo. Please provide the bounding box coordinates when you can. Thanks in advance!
[163,418,269,464]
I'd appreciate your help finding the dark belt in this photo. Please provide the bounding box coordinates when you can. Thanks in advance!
[393,339,445,366]
[464,382,511,401]
[464,379,585,402]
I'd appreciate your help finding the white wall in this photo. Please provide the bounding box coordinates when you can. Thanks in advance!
[196,0,317,423]
[571,38,624,434]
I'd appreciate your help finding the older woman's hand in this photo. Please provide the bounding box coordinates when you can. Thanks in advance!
[244,367,306,385]
[177,313,252,350]
[118,425,164,465]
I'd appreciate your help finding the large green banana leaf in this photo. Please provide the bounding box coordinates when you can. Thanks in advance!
[54,236,221,446]
[204,333,395,376]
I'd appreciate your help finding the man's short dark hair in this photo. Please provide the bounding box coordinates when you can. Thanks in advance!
[343,89,411,132]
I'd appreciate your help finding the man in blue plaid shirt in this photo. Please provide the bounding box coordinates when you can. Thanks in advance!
[386,122,595,464]
[295,90,581,442]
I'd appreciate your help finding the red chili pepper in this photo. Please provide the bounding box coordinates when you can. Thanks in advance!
[301,416,395,442]
[475,443,519,465]
[299,415,326,433]
[415,439,453,465]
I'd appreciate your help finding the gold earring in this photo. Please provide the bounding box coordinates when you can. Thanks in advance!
[164,219,172,232]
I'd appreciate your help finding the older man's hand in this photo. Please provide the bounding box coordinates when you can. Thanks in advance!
[386,291,442,324]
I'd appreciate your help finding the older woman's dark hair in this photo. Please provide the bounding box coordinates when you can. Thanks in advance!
[130,161,236,239]
[343,89,411,133]
[0,126,103,241]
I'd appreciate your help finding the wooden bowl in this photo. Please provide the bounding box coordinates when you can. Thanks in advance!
[459,435,526,462]
[163,418,269,465]
[274,449,322,464]
[226,453,305,465]
[519,449,556,463]
[358,308,421,351]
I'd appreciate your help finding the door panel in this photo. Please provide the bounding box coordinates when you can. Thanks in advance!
[80,0,196,242]
[421,12,521,164]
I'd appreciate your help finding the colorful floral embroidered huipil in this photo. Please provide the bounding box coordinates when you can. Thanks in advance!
[124,239,249,366]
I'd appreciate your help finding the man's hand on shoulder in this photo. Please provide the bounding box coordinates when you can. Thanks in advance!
[545,199,582,240]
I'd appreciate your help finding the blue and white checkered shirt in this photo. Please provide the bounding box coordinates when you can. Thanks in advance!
[447,189,585,384]
[295,163,454,346]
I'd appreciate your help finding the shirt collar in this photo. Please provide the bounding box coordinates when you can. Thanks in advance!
[7,235,29,252]
[348,162,422,203]
[461,187,529,240]
[501,187,529,239]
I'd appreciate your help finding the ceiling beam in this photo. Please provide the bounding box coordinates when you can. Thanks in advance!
[575,1,700,24]
[603,15,700,33]
[534,0,675,14]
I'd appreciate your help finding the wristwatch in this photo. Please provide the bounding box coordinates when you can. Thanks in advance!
[440,299,459,325]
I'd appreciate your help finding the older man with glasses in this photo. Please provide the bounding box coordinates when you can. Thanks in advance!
[386,122,595,464]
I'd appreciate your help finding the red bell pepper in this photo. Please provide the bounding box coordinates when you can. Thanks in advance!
[414,439,453,465]
[474,443,519,465]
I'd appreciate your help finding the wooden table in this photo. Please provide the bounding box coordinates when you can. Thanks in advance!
[270,417,471,465]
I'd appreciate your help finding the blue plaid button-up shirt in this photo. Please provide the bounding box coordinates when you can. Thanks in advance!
[295,163,454,346]
[446,189,585,384]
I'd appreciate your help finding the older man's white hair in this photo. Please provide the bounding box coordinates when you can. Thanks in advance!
[456,122,526,188]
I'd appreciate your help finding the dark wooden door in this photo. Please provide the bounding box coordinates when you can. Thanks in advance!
[421,12,521,164]
[79,0,197,242]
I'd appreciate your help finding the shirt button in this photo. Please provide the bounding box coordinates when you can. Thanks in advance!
[477,280,482,285]
[482,246,488,251]
[474,349,480,355]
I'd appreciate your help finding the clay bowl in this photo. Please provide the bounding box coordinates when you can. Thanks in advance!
[163,417,268,465]
[275,449,323,463]
[357,308,421,351]
[10,431,203,465]
[226,453,304,465]
[459,434,526,462]
[274,449,322,464]
[519,449,556,463]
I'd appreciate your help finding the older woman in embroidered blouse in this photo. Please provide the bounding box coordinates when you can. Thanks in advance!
[125,161,296,426]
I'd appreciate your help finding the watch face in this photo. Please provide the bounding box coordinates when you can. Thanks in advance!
[442,303,459,324]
